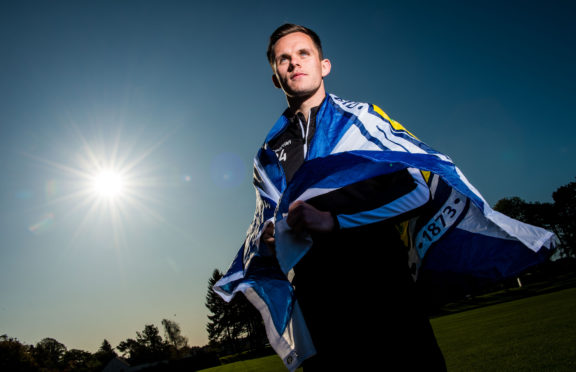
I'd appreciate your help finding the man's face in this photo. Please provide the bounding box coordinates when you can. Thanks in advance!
[272,32,331,100]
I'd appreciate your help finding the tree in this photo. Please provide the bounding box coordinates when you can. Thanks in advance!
[493,197,555,229]
[206,269,237,346]
[31,338,66,371]
[60,349,97,372]
[117,324,170,365]
[205,269,267,352]
[161,319,188,356]
[93,339,116,367]
[494,177,576,259]
[494,196,532,222]
[0,335,38,372]
[552,179,576,258]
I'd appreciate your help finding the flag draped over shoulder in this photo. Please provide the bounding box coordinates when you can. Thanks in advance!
[213,94,557,371]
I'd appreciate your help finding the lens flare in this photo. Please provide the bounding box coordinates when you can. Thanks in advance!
[21,121,176,253]
[92,170,125,199]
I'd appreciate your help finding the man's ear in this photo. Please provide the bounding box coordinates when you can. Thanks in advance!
[272,74,281,89]
[321,58,332,78]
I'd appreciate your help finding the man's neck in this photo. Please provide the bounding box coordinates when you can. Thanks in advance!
[286,90,326,122]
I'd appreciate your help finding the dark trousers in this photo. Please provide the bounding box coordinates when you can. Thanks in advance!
[293,225,447,371]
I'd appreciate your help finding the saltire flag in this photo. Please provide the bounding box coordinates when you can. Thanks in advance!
[214,94,557,371]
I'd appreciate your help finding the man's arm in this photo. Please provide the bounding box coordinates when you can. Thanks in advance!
[286,200,335,233]
[287,168,429,232]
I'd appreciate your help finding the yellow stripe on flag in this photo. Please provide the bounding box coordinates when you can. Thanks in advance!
[372,105,419,140]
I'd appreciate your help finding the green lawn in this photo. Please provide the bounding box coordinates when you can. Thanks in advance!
[432,287,576,371]
[200,354,299,372]
[202,287,576,371]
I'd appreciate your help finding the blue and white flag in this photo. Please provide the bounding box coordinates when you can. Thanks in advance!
[214,94,557,371]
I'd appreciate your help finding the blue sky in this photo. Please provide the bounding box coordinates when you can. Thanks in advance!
[1,0,574,352]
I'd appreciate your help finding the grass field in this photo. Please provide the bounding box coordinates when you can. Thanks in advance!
[432,287,576,371]
[201,287,575,371]
[200,354,294,372]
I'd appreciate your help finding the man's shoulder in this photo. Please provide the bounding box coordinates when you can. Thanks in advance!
[327,94,419,140]
[328,94,371,114]
[328,94,387,121]
[328,94,393,124]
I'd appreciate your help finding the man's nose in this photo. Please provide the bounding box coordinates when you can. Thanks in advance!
[289,57,301,71]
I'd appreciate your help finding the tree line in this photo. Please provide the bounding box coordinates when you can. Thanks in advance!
[1,335,115,372]
[493,178,576,259]
[2,272,268,372]
[0,319,205,371]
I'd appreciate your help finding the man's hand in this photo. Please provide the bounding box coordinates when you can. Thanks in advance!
[261,222,276,254]
[286,200,335,233]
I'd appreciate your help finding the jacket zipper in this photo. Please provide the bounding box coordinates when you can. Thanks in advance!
[297,110,311,160]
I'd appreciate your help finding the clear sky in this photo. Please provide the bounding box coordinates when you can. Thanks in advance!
[1,0,574,353]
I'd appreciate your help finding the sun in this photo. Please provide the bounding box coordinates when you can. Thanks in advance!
[91,169,126,199]
[24,121,176,246]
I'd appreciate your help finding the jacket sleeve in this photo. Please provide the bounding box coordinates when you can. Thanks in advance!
[305,167,430,229]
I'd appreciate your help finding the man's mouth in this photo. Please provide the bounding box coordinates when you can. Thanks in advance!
[291,72,306,80]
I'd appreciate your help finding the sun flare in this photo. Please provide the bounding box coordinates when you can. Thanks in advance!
[91,169,126,199]
[25,121,175,248]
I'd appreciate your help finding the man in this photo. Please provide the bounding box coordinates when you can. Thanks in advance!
[262,24,445,371]
[214,24,556,371]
